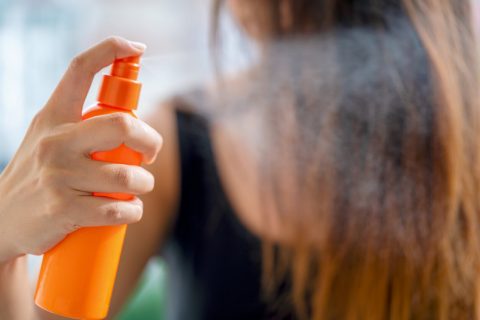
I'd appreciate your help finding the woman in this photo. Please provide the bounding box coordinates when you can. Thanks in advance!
[1,0,479,319]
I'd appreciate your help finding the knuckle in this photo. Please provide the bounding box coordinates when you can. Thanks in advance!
[43,201,65,227]
[107,36,125,49]
[113,167,133,188]
[104,203,123,222]
[110,113,133,136]
[69,54,87,72]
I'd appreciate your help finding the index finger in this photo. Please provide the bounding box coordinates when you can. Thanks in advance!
[45,36,146,123]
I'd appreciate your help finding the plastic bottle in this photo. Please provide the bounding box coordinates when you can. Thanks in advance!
[35,56,143,320]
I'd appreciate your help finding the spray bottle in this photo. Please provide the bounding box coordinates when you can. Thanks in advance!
[35,56,143,319]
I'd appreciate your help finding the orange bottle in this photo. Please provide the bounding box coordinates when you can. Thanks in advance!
[35,56,143,319]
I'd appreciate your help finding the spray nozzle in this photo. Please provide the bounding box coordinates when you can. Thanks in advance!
[97,55,142,110]
[111,56,141,80]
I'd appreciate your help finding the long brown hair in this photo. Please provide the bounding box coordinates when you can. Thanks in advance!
[212,1,480,319]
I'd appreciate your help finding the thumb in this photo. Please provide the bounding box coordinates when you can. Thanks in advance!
[44,36,146,124]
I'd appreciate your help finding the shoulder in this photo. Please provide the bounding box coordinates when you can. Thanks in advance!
[143,98,180,206]
[142,88,211,204]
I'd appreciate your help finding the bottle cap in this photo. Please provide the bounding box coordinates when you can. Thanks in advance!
[97,56,142,110]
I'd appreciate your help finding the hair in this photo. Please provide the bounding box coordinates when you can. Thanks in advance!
[212,1,480,319]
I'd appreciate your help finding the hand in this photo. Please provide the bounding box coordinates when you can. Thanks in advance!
[0,37,162,263]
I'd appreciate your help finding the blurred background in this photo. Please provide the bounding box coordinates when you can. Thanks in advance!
[0,0,479,319]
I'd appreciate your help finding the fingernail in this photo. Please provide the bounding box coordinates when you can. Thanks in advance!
[129,41,147,52]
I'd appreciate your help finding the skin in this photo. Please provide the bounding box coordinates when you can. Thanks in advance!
[0,2,273,319]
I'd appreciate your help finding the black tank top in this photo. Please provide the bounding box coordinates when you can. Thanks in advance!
[162,106,286,320]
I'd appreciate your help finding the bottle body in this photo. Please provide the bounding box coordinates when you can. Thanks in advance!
[35,104,142,320]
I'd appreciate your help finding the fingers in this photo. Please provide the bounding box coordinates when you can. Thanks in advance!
[72,113,162,164]
[68,196,144,228]
[45,36,146,123]
[68,161,155,195]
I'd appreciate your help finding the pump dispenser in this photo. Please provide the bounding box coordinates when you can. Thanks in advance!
[35,56,143,320]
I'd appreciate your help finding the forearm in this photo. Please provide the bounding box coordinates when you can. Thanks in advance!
[0,256,35,320]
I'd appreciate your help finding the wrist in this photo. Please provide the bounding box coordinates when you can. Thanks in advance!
[0,172,22,264]
[0,255,33,320]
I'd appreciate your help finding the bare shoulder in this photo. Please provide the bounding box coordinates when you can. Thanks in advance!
[137,98,181,247]
[144,100,180,206]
